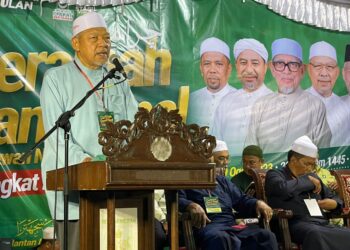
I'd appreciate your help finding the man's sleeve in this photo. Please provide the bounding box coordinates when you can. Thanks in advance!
[178,190,193,212]
[322,183,344,212]
[211,101,225,139]
[244,100,261,146]
[224,177,257,217]
[311,99,332,148]
[265,169,315,200]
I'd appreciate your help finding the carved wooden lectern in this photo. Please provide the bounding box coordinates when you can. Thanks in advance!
[46,105,216,250]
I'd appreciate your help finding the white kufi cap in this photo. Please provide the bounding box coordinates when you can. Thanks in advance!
[309,41,337,62]
[234,38,268,62]
[72,12,107,37]
[200,37,230,60]
[291,135,318,158]
[213,140,228,153]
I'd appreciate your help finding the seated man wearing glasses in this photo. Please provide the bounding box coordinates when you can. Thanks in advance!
[306,41,350,147]
[246,38,331,153]
[265,135,350,250]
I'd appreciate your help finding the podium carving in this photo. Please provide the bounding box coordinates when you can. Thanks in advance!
[99,105,215,162]
[47,105,216,250]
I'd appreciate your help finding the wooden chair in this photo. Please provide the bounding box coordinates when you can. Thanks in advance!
[330,169,350,227]
[180,168,273,250]
[247,168,297,250]
[181,212,197,250]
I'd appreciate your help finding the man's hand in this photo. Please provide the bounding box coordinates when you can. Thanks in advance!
[308,175,321,194]
[256,200,273,222]
[186,203,211,229]
[161,221,168,235]
[328,181,338,192]
[318,198,337,211]
[245,188,256,197]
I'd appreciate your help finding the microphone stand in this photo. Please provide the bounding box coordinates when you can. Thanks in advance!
[19,67,118,250]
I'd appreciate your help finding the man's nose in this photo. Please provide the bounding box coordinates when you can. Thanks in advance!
[245,62,254,72]
[283,64,292,74]
[319,66,329,76]
[209,66,218,73]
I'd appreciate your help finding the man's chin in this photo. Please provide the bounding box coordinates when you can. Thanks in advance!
[244,82,258,91]
[279,87,295,95]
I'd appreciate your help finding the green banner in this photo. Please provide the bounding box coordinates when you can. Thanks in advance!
[1,0,350,248]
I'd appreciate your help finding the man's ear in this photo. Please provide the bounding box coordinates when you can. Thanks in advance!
[299,63,306,77]
[71,37,79,52]
[269,61,276,77]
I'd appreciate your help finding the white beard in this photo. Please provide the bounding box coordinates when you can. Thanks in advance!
[279,86,295,94]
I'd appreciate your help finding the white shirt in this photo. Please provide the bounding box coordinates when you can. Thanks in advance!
[341,95,350,105]
[307,87,350,146]
[211,84,272,156]
[246,87,332,153]
[187,84,236,131]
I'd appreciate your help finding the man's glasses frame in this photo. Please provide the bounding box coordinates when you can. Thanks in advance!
[272,61,302,72]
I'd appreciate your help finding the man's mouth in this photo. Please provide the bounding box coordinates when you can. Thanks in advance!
[243,75,257,81]
[96,52,108,57]
[318,80,331,85]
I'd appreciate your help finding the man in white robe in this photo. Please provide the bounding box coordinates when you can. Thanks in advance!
[342,44,350,105]
[246,38,331,153]
[306,41,350,146]
[211,38,272,156]
[187,37,236,130]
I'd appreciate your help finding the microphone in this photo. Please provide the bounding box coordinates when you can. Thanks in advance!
[109,55,127,79]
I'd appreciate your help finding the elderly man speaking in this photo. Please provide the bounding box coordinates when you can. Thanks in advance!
[246,38,331,153]
[40,11,138,249]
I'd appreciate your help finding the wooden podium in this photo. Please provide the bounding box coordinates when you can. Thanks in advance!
[46,105,217,250]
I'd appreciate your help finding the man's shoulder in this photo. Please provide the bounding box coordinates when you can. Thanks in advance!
[217,89,242,105]
[266,168,285,178]
[341,95,350,103]
[44,61,74,78]
[190,87,207,97]
[231,171,248,180]
[300,89,324,105]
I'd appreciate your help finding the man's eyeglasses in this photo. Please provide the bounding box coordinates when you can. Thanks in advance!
[272,61,301,72]
[310,63,337,72]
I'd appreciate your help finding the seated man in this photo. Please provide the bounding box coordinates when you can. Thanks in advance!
[178,141,278,250]
[265,135,350,250]
[211,140,230,176]
[231,145,264,195]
